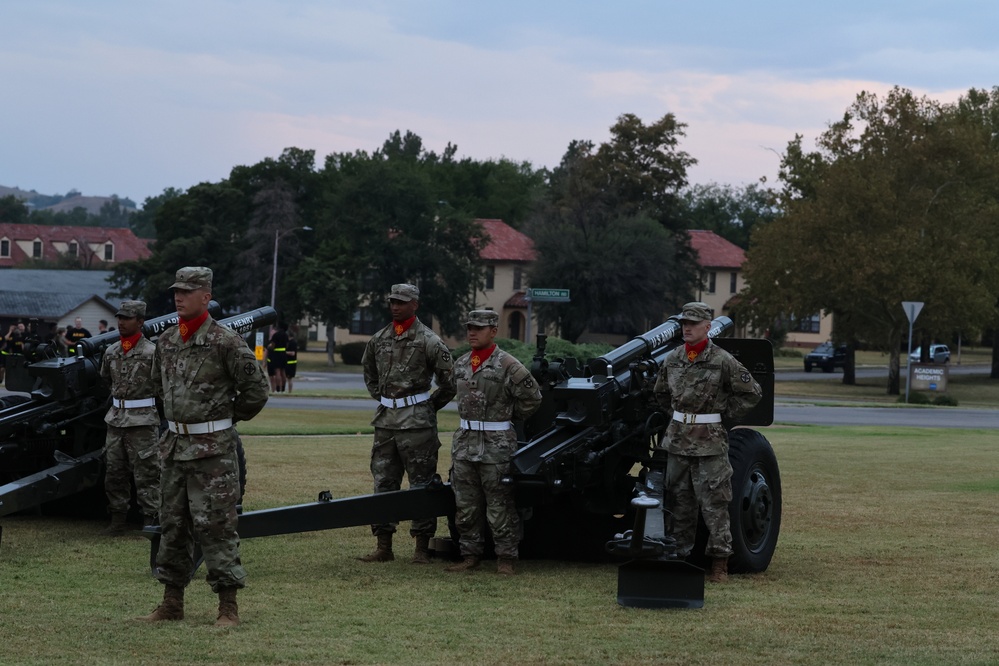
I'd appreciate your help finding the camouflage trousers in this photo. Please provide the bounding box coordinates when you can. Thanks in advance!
[103,424,161,517]
[154,450,246,592]
[369,427,440,537]
[451,459,520,559]
[665,452,733,558]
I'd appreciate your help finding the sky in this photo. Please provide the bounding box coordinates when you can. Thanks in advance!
[3,1,997,206]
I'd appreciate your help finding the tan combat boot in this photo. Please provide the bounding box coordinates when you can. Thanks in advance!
[496,558,517,576]
[137,585,184,622]
[412,535,431,564]
[215,587,239,628]
[707,557,729,583]
[445,555,481,572]
[100,512,130,536]
[358,534,394,562]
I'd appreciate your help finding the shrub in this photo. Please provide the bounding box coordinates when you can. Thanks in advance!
[339,341,367,366]
[900,392,931,404]
[932,394,959,407]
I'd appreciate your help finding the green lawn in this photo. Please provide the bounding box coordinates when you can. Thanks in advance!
[3,414,999,664]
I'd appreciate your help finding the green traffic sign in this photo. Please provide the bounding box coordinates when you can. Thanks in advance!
[528,288,570,302]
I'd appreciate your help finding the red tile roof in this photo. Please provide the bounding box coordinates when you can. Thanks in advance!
[476,219,536,262]
[688,229,746,269]
[0,224,152,268]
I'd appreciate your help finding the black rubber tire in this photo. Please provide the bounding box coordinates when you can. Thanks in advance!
[803,363,812,373]
[821,363,833,373]
[727,428,782,573]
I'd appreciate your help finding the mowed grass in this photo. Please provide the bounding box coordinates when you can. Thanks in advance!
[3,414,999,665]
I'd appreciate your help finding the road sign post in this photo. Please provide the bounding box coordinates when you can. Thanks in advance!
[525,288,570,342]
[901,301,924,404]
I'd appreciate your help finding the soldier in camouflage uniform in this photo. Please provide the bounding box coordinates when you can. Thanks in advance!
[139,267,269,628]
[446,310,542,575]
[97,300,161,535]
[653,301,761,583]
[360,283,456,564]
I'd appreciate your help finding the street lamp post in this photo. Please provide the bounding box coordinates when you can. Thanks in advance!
[271,226,312,308]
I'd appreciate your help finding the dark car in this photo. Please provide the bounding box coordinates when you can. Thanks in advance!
[804,342,847,373]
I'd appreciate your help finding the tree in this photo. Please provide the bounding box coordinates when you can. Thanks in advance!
[527,114,699,341]
[677,183,777,249]
[742,87,999,394]
[0,195,30,224]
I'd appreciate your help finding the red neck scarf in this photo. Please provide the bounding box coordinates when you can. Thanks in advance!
[393,316,416,337]
[120,332,142,354]
[179,311,209,343]
[470,343,497,372]
[685,338,709,362]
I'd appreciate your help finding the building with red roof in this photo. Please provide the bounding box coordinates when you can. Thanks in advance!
[0,224,151,269]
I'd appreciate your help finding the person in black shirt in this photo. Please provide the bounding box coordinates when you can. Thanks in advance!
[267,323,289,393]
[64,317,92,351]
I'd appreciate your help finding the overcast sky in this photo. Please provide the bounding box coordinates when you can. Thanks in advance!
[3,1,996,206]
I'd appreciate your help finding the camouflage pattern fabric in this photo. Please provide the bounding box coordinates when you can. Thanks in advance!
[151,317,268,591]
[103,424,161,517]
[653,340,761,558]
[665,452,733,557]
[653,341,762,457]
[361,318,455,536]
[450,348,542,558]
[362,318,456,429]
[369,427,440,537]
[99,335,161,516]
[451,459,519,558]
[156,450,245,591]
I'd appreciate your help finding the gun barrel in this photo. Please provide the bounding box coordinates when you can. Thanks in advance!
[587,315,733,377]
[73,301,224,357]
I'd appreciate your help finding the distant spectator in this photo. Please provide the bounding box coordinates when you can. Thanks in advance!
[65,317,92,351]
[54,327,69,356]
[98,319,115,333]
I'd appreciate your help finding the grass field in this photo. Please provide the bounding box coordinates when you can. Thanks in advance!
[3,410,999,664]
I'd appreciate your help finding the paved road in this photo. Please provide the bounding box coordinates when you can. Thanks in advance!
[272,371,999,429]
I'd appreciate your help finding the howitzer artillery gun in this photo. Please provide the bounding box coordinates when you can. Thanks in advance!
[219,313,780,604]
[0,304,277,526]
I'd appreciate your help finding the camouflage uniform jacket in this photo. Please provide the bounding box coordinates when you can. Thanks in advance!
[451,348,542,464]
[153,317,269,461]
[99,335,159,428]
[654,341,762,457]
[362,318,456,430]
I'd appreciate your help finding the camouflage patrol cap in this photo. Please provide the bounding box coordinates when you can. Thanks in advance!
[679,302,713,323]
[465,310,499,327]
[387,283,420,302]
[170,266,213,291]
[115,300,146,319]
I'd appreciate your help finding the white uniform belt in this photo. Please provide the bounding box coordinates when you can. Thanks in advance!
[459,419,512,432]
[167,418,234,435]
[672,411,722,425]
[113,397,156,409]
[380,392,431,409]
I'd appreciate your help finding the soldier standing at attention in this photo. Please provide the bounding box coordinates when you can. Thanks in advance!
[360,283,456,564]
[139,267,269,627]
[446,310,542,575]
[653,302,761,583]
[97,300,161,535]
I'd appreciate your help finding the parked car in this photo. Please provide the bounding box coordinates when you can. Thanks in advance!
[804,342,848,373]
[909,344,950,364]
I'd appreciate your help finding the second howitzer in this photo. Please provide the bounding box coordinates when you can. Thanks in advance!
[0,304,277,524]
[215,313,780,578]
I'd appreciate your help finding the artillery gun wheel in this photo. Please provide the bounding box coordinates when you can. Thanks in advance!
[725,427,781,573]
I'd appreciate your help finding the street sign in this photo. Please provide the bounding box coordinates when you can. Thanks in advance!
[902,301,923,324]
[528,288,570,303]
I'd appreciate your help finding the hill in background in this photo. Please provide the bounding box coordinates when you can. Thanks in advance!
[0,185,137,214]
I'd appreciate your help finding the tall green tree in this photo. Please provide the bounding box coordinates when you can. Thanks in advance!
[743,87,999,394]
[527,114,699,341]
[677,183,777,249]
[0,195,30,224]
